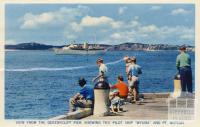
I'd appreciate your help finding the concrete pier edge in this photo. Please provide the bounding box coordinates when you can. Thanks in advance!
[49,92,174,120]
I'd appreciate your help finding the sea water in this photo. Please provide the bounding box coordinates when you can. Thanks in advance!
[5,50,195,119]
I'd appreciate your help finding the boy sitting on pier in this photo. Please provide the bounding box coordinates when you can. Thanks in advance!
[69,78,94,112]
[109,90,121,113]
[110,75,129,112]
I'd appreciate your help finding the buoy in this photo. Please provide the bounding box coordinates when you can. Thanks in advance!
[93,81,110,116]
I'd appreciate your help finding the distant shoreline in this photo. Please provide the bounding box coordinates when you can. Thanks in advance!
[5,42,195,52]
[5,49,195,52]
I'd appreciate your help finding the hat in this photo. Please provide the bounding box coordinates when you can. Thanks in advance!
[96,58,103,63]
[124,56,131,63]
[179,46,186,51]
[123,56,129,61]
[130,56,136,62]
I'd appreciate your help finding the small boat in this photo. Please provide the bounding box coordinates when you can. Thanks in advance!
[53,42,106,55]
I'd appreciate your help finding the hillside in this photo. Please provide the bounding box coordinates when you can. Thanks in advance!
[5,42,195,51]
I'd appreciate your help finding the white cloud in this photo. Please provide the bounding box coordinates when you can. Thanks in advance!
[71,22,82,32]
[180,34,194,40]
[71,16,123,32]
[110,33,122,39]
[154,26,194,43]
[111,21,123,29]
[80,16,113,27]
[21,12,55,29]
[129,20,140,27]
[150,6,161,10]
[18,6,194,45]
[179,27,194,41]
[171,8,190,15]
[139,25,158,33]
[107,23,194,44]
[81,16,122,28]
[110,30,136,42]
[118,6,127,15]
[20,6,89,29]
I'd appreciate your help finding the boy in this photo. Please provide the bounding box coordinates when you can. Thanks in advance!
[93,58,108,83]
[69,78,94,112]
[128,57,142,102]
[110,75,129,112]
[109,90,121,113]
[110,75,129,99]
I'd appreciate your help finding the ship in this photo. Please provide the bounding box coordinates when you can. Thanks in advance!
[53,42,106,55]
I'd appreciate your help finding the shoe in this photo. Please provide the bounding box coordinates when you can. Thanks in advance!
[130,100,136,103]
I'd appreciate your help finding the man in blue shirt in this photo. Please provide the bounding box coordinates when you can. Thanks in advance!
[69,78,94,112]
[128,57,142,102]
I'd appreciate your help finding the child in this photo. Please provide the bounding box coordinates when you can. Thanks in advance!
[92,58,108,83]
[110,75,129,99]
[123,56,131,80]
[128,57,142,103]
[109,75,129,112]
[109,90,121,113]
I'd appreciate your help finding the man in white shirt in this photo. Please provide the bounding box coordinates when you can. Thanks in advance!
[93,58,108,83]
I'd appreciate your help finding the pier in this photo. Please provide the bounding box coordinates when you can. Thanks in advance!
[50,92,194,120]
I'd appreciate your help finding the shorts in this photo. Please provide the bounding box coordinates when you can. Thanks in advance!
[111,96,120,105]
[129,80,139,93]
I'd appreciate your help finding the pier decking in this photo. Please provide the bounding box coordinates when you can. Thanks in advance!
[85,97,168,119]
[50,93,194,120]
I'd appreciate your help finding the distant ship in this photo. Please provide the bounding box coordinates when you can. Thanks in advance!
[53,42,106,55]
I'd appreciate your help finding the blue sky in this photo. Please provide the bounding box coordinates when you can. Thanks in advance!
[5,4,195,46]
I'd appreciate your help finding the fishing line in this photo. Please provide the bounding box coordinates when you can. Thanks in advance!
[6,58,124,72]
[6,66,90,72]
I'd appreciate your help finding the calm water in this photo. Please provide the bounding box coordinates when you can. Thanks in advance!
[5,50,195,119]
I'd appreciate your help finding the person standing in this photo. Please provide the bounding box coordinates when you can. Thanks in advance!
[128,57,142,102]
[93,58,108,83]
[123,56,132,80]
[176,46,193,94]
[69,78,94,112]
[93,58,110,116]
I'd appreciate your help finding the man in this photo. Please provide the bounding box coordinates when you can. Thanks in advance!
[176,46,192,94]
[123,56,131,80]
[127,57,142,102]
[110,75,129,112]
[110,75,129,99]
[69,78,94,112]
[93,58,108,83]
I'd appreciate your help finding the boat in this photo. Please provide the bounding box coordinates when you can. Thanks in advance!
[53,42,106,55]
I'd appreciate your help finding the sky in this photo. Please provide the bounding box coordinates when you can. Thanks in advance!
[5,4,195,46]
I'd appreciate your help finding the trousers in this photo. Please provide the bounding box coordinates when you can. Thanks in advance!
[180,67,193,93]
[69,98,93,112]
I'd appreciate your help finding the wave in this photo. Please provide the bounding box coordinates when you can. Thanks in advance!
[6,58,124,72]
